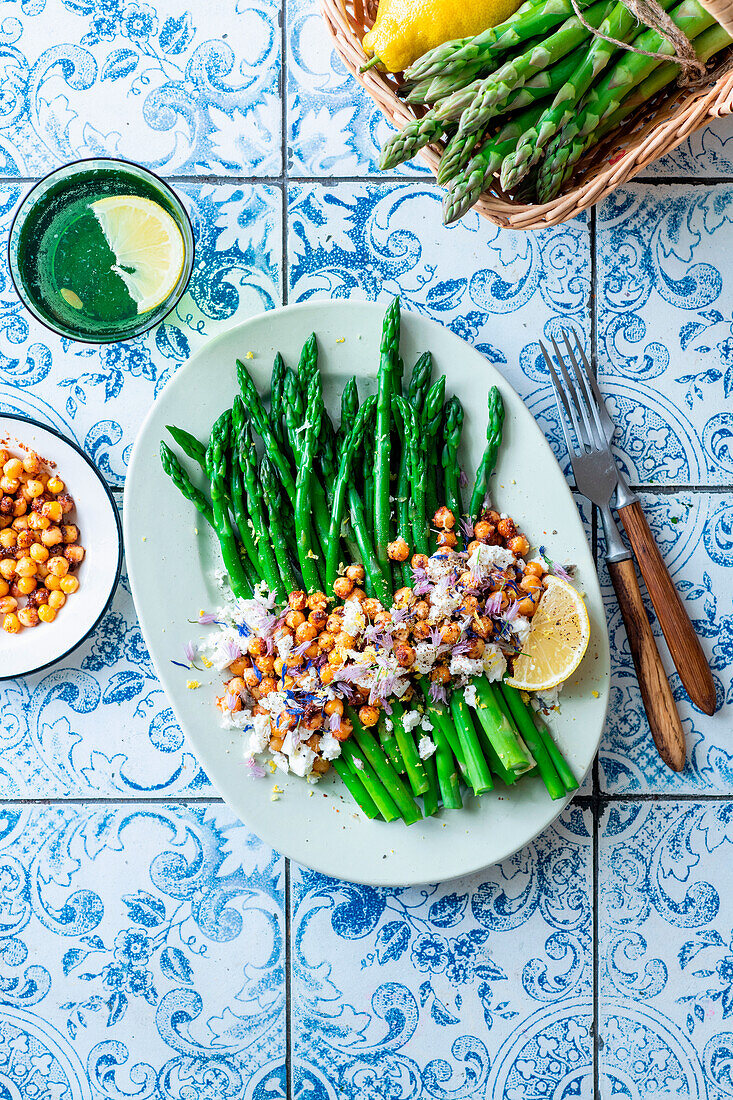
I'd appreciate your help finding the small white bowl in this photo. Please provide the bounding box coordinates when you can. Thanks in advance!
[0,414,122,679]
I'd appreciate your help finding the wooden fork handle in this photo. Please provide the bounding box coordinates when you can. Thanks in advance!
[618,500,716,716]
[608,556,686,773]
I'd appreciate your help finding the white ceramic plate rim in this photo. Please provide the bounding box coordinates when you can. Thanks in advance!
[0,413,123,679]
[125,301,610,886]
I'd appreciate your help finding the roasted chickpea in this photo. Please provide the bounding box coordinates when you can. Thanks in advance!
[307,591,328,612]
[465,638,485,658]
[441,622,462,645]
[0,559,16,581]
[346,587,366,603]
[43,574,60,592]
[508,534,530,558]
[268,733,284,752]
[229,656,248,676]
[285,609,306,630]
[327,648,343,667]
[497,517,517,540]
[373,611,392,629]
[358,705,380,728]
[288,590,308,611]
[473,615,494,639]
[361,598,383,619]
[466,540,482,556]
[345,563,365,584]
[318,632,335,653]
[437,531,457,548]
[335,631,356,649]
[295,621,317,645]
[25,479,45,499]
[324,698,344,718]
[47,556,69,578]
[41,500,63,523]
[430,664,451,685]
[248,636,268,658]
[0,580,8,598]
[520,575,543,595]
[47,591,66,611]
[16,576,36,596]
[2,458,22,480]
[524,561,545,578]
[461,595,480,616]
[0,529,15,550]
[28,513,50,531]
[325,613,343,634]
[57,493,74,515]
[333,576,354,600]
[60,575,80,595]
[2,612,20,633]
[320,665,335,686]
[334,718,353,741]
[273,656,286,678]
[0,496,13,517]
[15,556,36,578]
[311,757,330,775]
[12,498,26,519]
[41,526,63,547]
[518,596,538,617]
[38,605,56,624]
[46,476,65,495]
[308,608,328,631]
[254,655,275,675]
[411,553,429,571]
[258,677,277,696]
[394,642,416,668]
[393,586,413,609]
[387,536,410,562]
[433,506,455,530]
[22,453,41,476]
[0,477,19,495]
[412,621,432,641]
[61,524,79,544]
[0,595,17,614]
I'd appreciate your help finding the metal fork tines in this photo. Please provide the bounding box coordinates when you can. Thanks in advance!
[541,331,631,564]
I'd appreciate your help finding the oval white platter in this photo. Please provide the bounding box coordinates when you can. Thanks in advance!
[125,301,609,886]
[0,414,122,680]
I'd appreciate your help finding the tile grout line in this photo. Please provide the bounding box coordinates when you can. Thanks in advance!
[1,791,730,805]
[280,11,292,1099]
[4,173,733,188]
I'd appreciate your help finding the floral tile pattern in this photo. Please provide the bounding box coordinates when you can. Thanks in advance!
[600,491,733,795]
[0,0,281,177]
[599,800,733,1098]
[0,803,285,1098]
[286,0,429,177]
[0,183,281,484]
[596,184,733,486]
[288,181,590,474]
[292,804,594,1100]
[640,115,733,178]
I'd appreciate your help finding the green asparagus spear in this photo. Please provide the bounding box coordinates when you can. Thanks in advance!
[260,455,299,592]
[166,425,207,472]
[332,755,381,818]
[340,739,401,821]
[347,706,423,824]
[442,396,464,528]
[228,436,270,585]
[499,684,565,799]
[469,386,505,522]
[389,699,429,795]
[234,399,287,601]
[269,353,287,448]
[295,373,324,593]
[237,358,297,506]
[471,678,532,774]
[160,442,213,527]
[374,297,400,579]
[457,0,614,137]
[326,395,377,589]
[206,411,251,599]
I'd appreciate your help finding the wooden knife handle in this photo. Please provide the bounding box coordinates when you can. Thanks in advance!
[618,500,716,716]
[608,556,686,773]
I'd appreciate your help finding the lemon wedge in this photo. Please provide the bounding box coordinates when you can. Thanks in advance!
[91,194,185,315]
[504,575,590,692]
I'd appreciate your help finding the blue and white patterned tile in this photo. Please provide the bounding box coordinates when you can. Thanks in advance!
[640,114,733,179]
[0,182,281,485]
[286,0,429,177]
[288,181,591,474]
[292,805,594,1100]
[597,183,733,486]
[0,803,285,1098]
[599,799,733,1098]
[0,500,210,798]
[600,491,733,795]
[0,0,281,176]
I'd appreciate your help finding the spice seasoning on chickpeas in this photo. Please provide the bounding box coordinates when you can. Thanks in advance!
[0,447,84,634]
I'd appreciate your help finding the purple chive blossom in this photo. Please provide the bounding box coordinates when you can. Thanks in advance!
[184,641,197,665]
[223,639,242,664]
[333,665,370,685]
[503,600,520,623]
[459,469,468,489]
[391,607,409,624]
[411,565,427,582]
[198,611,218,625]
[554,563,573,582]
[413,578,433,596]
[294,639,314,657]
[429,681,448,705]
[430,627,444,647]
[485,591,503,616]
[224,691,239,710]
[329,712,341,733]
[245,757,267,778]
[459,517,474,542]
[452,639,472,657]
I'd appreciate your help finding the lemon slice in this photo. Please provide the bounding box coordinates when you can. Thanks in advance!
[91,195,185,315]
[504,575,590,692]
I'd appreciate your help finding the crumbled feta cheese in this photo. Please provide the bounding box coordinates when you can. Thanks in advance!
[425,551,460,582]
[468,543,516,577]
[272,751,289,774]
[463,683,478,708]
[392,677,411,698]
[449,655,485,680]
[482,644,508,682]
[420,715,432,732]
[418,735,437,759]
[248,713,271,754]
[261,691,287,715]
[512,615,532,645]
[414,642,439,674]
[402,709,422,733]
[288,745,317,777]
[320,733,342,761]
[276,632,293,658]
[385,718,393,732]
[534,685,562,709]
[343,601,366,637]
[428,590,462,622]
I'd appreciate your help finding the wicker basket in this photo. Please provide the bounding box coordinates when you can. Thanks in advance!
[320,0,733,230]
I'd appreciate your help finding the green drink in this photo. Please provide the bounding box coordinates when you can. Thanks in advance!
[8,159,194,343]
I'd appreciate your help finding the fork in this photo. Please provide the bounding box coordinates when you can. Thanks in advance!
[542,335,686,773]
[558,332,715,718]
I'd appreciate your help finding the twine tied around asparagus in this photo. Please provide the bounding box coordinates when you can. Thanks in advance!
[568,0,711,81]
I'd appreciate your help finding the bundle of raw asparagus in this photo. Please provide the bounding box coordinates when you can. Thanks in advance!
[378,0,732,218]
